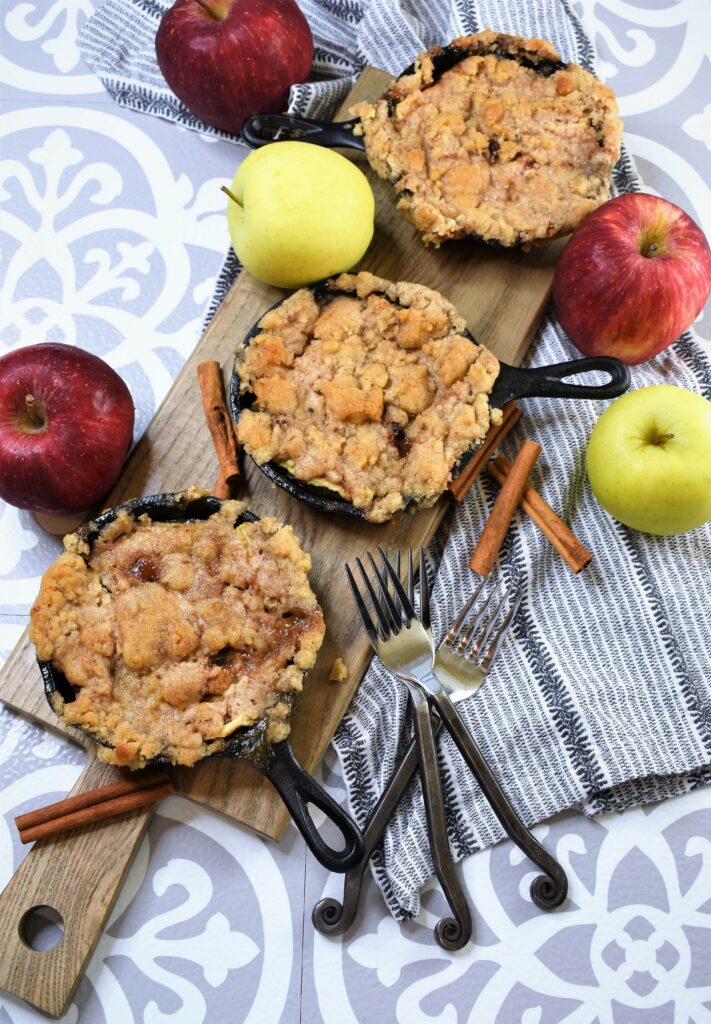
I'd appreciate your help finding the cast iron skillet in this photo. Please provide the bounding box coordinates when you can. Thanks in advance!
[241,35,568,154]
[38,491,364,873]
[229,283,631,521]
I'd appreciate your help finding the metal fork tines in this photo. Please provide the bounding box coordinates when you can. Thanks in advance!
[435,577,516,693]
[314,549,568,944]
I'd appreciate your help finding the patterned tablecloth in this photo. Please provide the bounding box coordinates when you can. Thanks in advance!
[1,3,710,1021]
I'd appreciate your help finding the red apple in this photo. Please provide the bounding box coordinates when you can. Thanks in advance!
[552,194,711,365]
[155,0,313,136]
[0,344,134,515]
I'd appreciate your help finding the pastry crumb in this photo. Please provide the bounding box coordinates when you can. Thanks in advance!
[329,658,348,683]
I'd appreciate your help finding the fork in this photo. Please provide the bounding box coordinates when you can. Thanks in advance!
[383,548,567,912]
[431,579,568,912]
[344,549,473,950]
[316,549,568,941]
[313,554,517,942]
[386,549,568,910]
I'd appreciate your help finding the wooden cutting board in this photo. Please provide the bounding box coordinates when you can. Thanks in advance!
[0,67,563,1017]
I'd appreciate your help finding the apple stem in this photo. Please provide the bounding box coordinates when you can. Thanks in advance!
[24,394,44,429]
[221,184,242,207]
[193,0,221,19]
[653,432,675,444]
[642,242,658,258]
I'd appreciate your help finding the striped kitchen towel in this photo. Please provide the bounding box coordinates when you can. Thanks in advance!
[80,0,711,920]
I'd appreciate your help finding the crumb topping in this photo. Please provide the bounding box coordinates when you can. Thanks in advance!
[329,658,348,683]
[351,30,622,247]
[30,506,325,769]
[236,271,501,523]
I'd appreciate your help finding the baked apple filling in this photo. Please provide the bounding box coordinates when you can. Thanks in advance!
[29,498,325,769]
[236,272,502,522]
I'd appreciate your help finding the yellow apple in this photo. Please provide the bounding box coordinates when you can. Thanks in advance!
[586,385,711,535]
[225,141,375,288]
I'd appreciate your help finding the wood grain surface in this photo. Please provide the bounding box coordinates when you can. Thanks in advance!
[0,67,561,1016]
[0,757,155,1018]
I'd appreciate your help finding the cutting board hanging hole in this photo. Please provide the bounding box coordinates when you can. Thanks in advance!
[19,905,64,952]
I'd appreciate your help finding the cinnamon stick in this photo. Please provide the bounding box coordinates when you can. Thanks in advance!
[214,468,230,499]
[489,454,592,573]
[469,439,542,576]
[16,772,174,845]
[197,360,240,494]
[449,402,522,501]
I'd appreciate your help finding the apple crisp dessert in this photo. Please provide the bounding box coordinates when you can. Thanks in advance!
[236,272,502,523]
[351,30,622,247]
[29,496,325,769]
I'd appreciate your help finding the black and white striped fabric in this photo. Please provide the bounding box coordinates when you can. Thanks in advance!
[80,0,711,920]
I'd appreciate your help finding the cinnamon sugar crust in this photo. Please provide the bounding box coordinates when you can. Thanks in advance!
[236,272,502,523]
[30,502,325,769]
[351,30,622,247]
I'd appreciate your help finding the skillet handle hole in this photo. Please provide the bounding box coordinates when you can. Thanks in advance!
[305,801,346,853]
[559,369,613,386]
[19,905,64,952]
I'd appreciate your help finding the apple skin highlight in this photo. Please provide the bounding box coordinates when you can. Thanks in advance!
[553,194,711,365]
[586,385,711,535]
[0,343,135,516]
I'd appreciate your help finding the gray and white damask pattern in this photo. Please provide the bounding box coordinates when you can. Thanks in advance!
[1,1,710,1021]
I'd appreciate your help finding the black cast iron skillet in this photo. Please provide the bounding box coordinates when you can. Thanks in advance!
[38,491,364,873]
[230,283,631,521]
[241,35,567,154]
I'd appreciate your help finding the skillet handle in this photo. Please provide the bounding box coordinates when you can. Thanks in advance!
[241,112,364,151]
[506,357,631,401]
[264,741,364,872]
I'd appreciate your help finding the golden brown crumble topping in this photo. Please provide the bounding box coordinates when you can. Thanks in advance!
[236,272,501,523]
[329,658,348,683]
[30,501,325,769]
[351,30,622,247]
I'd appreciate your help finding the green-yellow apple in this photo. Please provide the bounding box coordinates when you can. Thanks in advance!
[586,385,711,535]
[225,141,375,288]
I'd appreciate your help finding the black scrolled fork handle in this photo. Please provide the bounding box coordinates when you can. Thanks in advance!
[429,688,568,910]
[498,356,631,403]
[241,112,364,151]
[312,698,567,937]
[315,688,472,948]
[407,685,472,950]
[264,740,364,873]
[313,734,421,938]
